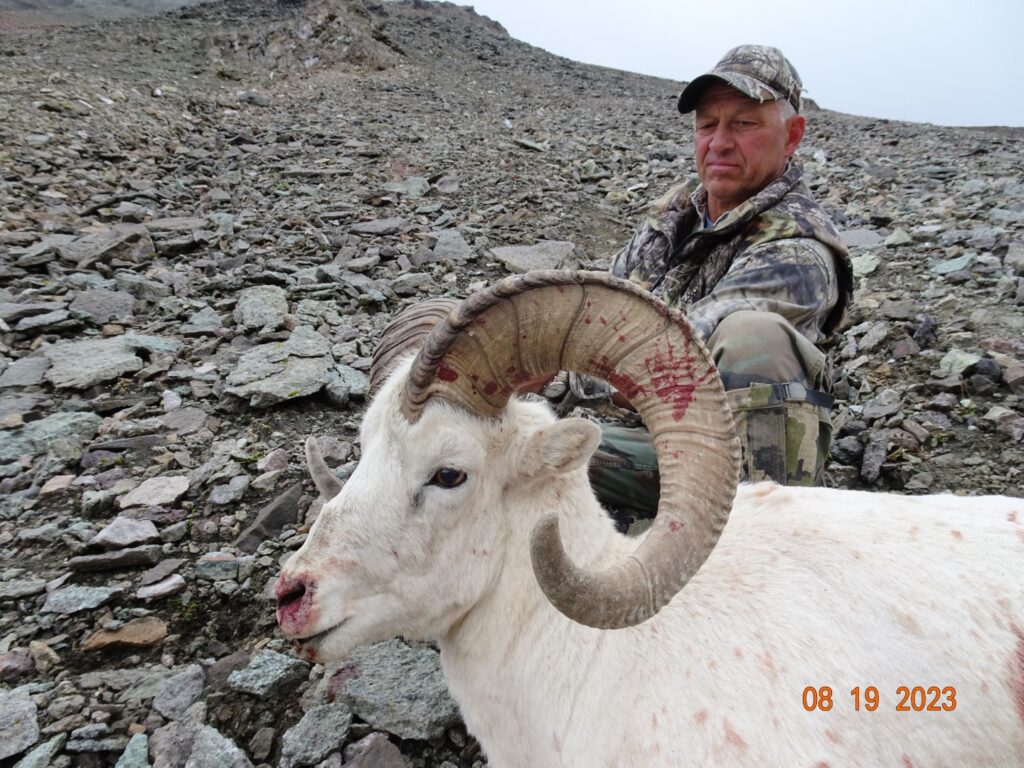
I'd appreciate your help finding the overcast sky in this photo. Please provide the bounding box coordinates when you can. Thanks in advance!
[464,0,1024,128]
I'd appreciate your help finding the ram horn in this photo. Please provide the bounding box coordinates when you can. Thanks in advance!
[402,270,740,629]
[304,436,342,501]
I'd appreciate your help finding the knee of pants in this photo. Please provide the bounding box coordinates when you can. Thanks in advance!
[707,311,823,386]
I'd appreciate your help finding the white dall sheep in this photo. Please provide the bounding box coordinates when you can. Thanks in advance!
[276,271,1024,768]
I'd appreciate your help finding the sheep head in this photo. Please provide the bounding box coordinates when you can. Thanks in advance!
[277,271,740,659]
[278,363,602,662]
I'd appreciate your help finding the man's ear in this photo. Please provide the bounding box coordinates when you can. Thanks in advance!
[518,418,602,478]
[785,113,806,157]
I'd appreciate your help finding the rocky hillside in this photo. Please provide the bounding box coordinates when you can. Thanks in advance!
[1,0,1022,766]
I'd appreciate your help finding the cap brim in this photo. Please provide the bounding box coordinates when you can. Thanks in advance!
[677,72,785,114]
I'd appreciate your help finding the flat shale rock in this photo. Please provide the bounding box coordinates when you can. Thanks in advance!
[42,585,123,614]
[119,476,189,508]
[89,517,161,549]
[43,335,178,389]
[69,288,137,323]
[330,639,459,740]
[233,285,289,331]
[0,689,39,761]
[0,357,51,388]
[13,734,66,768]
[227,649,310,699]
[350,217,411,236]
[225,326,333,407]
[69,544,163,572]
[279,703,352,768]
[490,240,579,272]
[153,664,206,720]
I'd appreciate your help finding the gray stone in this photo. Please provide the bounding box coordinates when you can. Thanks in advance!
[154,664,206,720]
[0,357,51,388]
[150,720,195,768]
[196,552,238,581]
[15,309,71,332]
[60,226,155,268]
[225,326,333,408]
[279,704,352,768]
[0,648,34,682]
[137,574,186,600]
[0,689,39,761]
[161,407,208,435]
[490,240,578,273]
[333,639,459,740]
[939,349,982,376]
[234,483,303,553]
[44,335,179,390]
[90,517,160,550]
[930,254,974,276]
[115,273,171,302]
[0,579,47,600]
[345,736,406,768]
[256,448,289,473]
[383,176,430,199]
[884,228,912,247]
[120,476,190,509]
[860,432,889,484]
[850,253,879,278]
[13,734,66,768]
[350,218,411,236]
[431,229,474,263]
[0,301,66,324]
[114,733,150,768]
[227,650,310,699]
[863,389,902,420]
[181,307,223,335]
[233,286,288,331]
[69,545,163,572]
[388,273,432,296]
[841,228,884,248]
[70,289,136,323]
[187,725,253,768]
[140,558,186,586]
[324,364,370,407]
[42,585,123,614]
[208,475,250,506]
[0,411,102,463]
[1005,242,1024,276]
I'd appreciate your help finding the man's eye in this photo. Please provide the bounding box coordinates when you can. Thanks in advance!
[428,468,467,488]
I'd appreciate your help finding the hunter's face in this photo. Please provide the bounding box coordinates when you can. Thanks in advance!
[693,83,805,220]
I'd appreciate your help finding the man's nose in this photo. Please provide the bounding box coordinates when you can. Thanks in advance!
[708,125,734,152]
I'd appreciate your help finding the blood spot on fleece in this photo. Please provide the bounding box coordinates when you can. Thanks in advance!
[901,755,916,768]
[1011,625,1024,728]
[723,719,748,751]
[693,709,709,725]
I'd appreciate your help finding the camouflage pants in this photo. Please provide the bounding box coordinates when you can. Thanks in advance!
[588,311,833,519]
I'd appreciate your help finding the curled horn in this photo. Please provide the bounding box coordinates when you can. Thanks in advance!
[305,436,342,501]
[401,270,740,629]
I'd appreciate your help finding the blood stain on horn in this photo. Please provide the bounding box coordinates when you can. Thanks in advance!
[645,339,713,421]
[437,363,459,382]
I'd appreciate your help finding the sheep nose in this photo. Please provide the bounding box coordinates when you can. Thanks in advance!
[275,574,313,632]
[276,577,306,610]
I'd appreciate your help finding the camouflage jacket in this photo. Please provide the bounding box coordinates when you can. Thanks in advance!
[611,163,853,344]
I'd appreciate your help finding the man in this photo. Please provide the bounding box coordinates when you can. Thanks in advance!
[581,44,853,518]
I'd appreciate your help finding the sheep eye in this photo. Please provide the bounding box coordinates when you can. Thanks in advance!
[428,468,467,488]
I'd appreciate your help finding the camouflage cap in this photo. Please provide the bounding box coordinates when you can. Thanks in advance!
[677,44,802,114]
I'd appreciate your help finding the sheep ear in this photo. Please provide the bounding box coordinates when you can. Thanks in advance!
[521,418,602,478]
